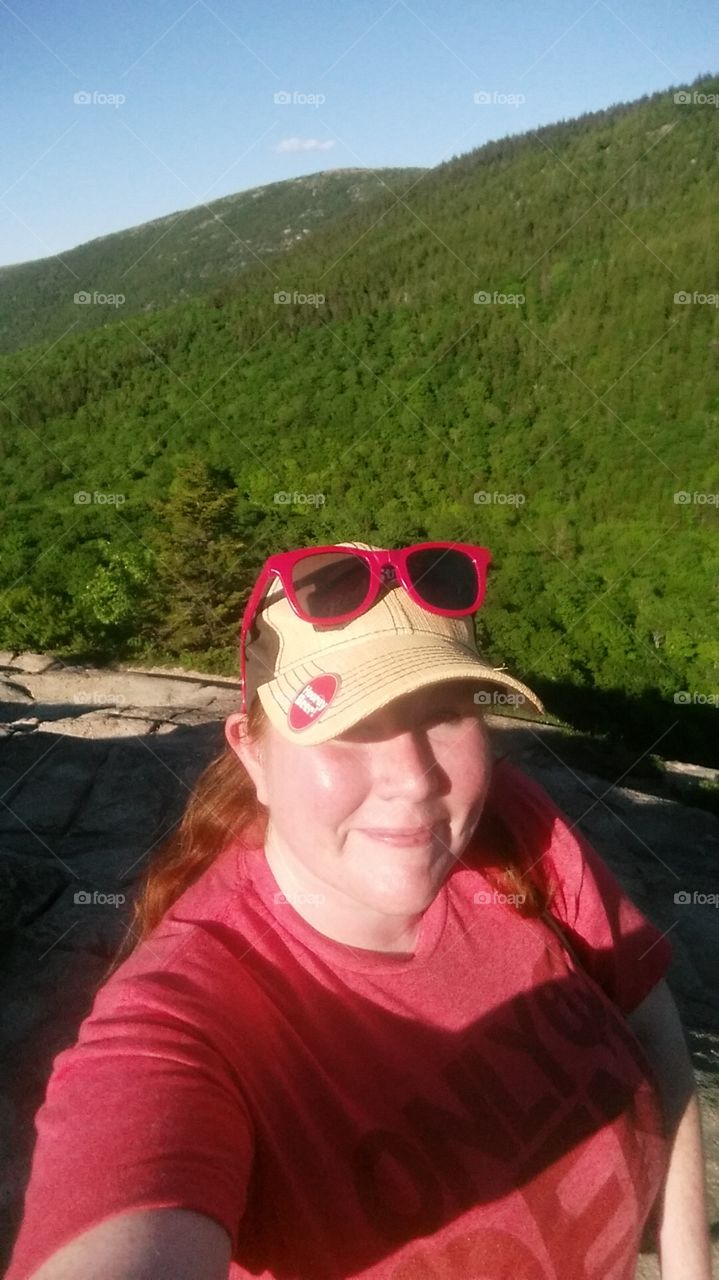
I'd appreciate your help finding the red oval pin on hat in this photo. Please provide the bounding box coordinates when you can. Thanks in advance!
[287,674,341,731]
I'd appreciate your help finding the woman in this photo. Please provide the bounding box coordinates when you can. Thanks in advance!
[6,541,711,1280]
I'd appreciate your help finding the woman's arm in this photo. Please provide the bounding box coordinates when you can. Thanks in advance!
[626,979,712,1280]
[28,1207,232,1280]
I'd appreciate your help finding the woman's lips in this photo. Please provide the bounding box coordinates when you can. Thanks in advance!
[360,827,435,846]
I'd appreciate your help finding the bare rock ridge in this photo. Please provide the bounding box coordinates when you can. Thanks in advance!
[0,649,242,738]
[1,652,717,1275]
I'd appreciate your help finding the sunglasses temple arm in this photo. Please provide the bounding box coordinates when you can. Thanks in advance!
[239,564,275,715]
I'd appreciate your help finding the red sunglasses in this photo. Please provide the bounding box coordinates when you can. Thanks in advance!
[239,541,492,713]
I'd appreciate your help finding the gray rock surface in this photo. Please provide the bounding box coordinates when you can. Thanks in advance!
[1,652,717,1277]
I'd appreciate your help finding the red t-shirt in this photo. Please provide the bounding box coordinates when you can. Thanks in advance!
[6,759,673,1280]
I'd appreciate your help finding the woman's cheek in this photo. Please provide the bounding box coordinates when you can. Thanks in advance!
[309,751,369,812]
[437,720,490,779]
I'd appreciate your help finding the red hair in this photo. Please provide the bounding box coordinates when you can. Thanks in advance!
[105,698,557,978]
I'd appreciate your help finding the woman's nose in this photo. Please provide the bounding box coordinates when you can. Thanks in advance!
[374,730,441,797]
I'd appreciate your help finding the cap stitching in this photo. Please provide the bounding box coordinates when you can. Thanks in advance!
[314,656,517,719]
[266,647,469,711]
[292,643,477,693]
[269,616,471,670]
[274,663,314,701]
[266,648,528,717]
[383,590,406,631]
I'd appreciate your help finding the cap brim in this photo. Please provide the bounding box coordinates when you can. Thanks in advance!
[256,636,545,745]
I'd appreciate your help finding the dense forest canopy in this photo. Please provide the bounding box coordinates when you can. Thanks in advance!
[0,168,425,355]
[0,74,717,764]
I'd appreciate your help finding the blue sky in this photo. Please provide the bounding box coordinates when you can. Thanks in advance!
[0,0,716,267]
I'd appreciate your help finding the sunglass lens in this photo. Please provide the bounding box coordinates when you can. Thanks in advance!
[406,547,478,610]
[291,552,372,619]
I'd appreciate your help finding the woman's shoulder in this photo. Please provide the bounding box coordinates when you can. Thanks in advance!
[490,755,577,835]
[488,755,568,843]
[487,755,585,917]
[90,839,264,1025]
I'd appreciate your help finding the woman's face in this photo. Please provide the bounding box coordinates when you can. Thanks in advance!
[226,679,493,952]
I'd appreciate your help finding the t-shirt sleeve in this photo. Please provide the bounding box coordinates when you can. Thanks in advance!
[497,759,674,1017]
[5,951,254,1280]
[558,822,674,1015]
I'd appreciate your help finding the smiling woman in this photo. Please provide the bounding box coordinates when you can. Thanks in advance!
[5,541,710,1280]
[225,680,495,955]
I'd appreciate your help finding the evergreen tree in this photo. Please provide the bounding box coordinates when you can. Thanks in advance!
[144,457,250,660]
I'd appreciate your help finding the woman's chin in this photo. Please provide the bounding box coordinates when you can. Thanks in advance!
[357,864,444,915]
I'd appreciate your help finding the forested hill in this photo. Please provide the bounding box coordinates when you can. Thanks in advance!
[0,168,424,354]
[0,74,717,765]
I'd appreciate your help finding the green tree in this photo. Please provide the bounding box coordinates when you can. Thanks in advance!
[145,458,250,657]
[81,543,155,651]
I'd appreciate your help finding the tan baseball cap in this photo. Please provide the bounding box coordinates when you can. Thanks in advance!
[243,541,545,744]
